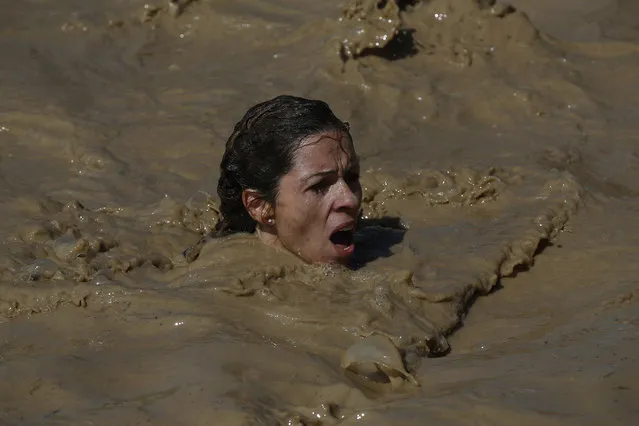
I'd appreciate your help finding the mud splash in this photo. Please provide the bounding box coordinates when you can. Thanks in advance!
[1,0,638,425]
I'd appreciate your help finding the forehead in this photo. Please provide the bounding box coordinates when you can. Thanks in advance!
[291,131,356,170]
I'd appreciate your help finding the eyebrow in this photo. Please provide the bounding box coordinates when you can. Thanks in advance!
[302,170,336,183]
[301,158,360,183]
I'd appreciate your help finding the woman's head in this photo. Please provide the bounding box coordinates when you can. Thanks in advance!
[216,95,362,265]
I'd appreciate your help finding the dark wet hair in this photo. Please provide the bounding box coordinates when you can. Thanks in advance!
[215,95,351,236]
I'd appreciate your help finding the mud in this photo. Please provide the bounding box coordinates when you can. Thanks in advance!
[0,0,638,425]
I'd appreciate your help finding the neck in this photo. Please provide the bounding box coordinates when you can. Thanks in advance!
[255,224,282,250]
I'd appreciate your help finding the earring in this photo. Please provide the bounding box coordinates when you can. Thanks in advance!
[266,218,274,225]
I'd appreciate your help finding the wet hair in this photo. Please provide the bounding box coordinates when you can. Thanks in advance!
[215,95,351,236]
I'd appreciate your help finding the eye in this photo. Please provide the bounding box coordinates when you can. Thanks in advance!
[310,179,331,194]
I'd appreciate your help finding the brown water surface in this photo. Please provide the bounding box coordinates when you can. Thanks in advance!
[0,1,638,424]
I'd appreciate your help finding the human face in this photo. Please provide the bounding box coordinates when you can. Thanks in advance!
[271,130,362,265]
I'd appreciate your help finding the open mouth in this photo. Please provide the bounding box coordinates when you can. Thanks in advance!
[330,224,355,254]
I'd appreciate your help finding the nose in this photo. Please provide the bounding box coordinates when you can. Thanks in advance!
[333,178,361,214]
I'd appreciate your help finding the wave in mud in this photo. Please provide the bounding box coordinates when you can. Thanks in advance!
[2,166,581,338]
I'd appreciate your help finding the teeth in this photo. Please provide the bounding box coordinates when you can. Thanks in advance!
[341,225,353,232]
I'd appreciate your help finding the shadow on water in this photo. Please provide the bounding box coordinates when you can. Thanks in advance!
[351,216,407,269]
[355,29,419,61]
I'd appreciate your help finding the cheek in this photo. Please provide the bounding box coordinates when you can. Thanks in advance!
[289,202,330,251]
[277,194,320,233]
[298,196,326,231]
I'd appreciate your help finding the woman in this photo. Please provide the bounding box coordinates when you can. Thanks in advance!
[215,95,362,265]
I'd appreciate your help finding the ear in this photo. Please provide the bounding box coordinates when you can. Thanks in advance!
[241,189,274,226]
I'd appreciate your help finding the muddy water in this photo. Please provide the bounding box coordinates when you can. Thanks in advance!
[0,0,638,424]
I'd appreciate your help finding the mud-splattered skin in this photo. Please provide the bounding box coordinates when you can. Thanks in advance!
[1,0,638,425]
[254,130,362,265]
